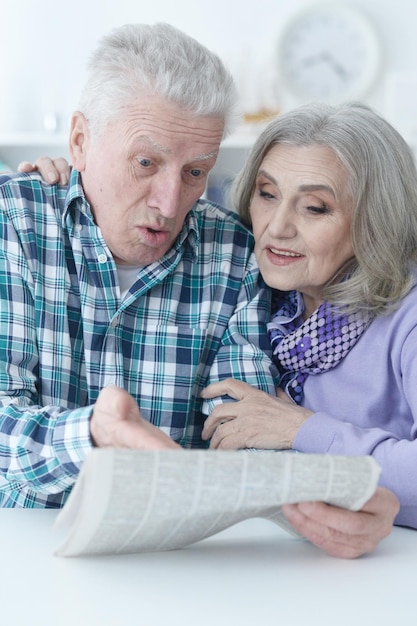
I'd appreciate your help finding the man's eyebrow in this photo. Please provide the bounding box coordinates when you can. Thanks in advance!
[256,170,336,197]
[193,149,219,161]
[135,135,170,153]
[134,135,218,161]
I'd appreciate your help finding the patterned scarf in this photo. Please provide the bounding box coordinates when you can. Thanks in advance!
[268,291,369,403]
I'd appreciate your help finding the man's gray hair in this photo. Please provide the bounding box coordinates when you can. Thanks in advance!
[78,22,238,139]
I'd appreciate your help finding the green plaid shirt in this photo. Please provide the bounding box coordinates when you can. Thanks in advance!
[0,169,277,507]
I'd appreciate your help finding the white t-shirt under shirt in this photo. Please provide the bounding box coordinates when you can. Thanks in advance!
[116,263,143,300]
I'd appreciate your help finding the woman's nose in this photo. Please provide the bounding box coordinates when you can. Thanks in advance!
[267,205,297,238]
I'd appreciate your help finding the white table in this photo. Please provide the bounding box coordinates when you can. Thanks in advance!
[1,510,415,626]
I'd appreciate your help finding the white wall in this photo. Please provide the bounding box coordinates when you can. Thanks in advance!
[0,0,416,140]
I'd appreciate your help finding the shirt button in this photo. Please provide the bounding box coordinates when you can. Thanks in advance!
[75,224,82,233]
[98,253,107,264]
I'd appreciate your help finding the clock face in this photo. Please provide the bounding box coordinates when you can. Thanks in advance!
[278,4,381,103]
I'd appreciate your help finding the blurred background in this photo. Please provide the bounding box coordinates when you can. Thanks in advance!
[1,0,416,201]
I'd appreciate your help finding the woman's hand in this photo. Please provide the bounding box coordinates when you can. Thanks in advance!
[282,486,400,559]
[17,156,71,185]
[201,378,312,450]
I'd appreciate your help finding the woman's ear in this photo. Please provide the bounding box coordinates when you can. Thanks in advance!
[69,111,89,171]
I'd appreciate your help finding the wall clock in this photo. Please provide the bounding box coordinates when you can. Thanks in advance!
[277,3,382,103]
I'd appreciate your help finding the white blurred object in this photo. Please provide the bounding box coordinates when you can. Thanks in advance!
[385,71,417,135]
[225,45,281,126]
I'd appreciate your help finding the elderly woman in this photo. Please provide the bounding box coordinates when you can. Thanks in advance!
[201,101,417,530]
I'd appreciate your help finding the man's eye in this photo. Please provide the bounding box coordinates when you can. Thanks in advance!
[138,158,152,167]
[190,169,203,178]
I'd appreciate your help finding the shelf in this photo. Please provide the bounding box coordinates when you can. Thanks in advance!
[0,126,264,150]
[0,133,68,147]
[222,122,274,148]
[0,125,266,171]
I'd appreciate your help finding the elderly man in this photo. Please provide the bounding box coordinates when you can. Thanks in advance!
[0,22,274,501]
[3,22,398,557]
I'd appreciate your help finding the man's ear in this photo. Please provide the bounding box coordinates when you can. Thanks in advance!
[69,111,89,171]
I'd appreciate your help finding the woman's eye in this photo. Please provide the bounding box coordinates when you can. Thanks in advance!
[306,203,329,215]
[259,189,275,200]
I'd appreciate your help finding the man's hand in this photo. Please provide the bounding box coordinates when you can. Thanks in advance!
[17,156,71,185]
[281,486,400,559]
[91,385,180,450]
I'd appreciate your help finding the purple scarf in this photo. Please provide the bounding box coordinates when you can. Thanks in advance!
[268,291,369,403]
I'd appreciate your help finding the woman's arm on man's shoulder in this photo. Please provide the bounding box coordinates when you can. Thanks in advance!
[18,157,71,185]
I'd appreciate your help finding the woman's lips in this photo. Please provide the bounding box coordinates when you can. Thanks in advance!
[265,247,303,265]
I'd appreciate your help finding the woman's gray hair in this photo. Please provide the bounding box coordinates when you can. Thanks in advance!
[78,22,238,139]
[233,101,417,317]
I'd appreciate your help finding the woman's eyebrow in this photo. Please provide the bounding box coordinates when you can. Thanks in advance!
[256,169,276,183]
[299,183,336,198]
[256,170,336,198]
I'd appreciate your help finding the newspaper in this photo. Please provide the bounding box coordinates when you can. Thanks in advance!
[54,449,381,557]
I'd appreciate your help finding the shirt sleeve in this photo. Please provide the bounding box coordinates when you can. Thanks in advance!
[201,252,278,414]
[0,207,93,504]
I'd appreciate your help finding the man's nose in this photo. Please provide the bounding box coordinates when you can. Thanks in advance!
[148,175,184,219]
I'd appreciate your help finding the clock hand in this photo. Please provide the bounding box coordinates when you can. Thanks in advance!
[301,52,349,81]
[322,52,349,81]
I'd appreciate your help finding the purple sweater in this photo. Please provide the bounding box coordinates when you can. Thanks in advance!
[293,281,417,528]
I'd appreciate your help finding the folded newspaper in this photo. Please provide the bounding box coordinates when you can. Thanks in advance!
[54,449,381,557]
